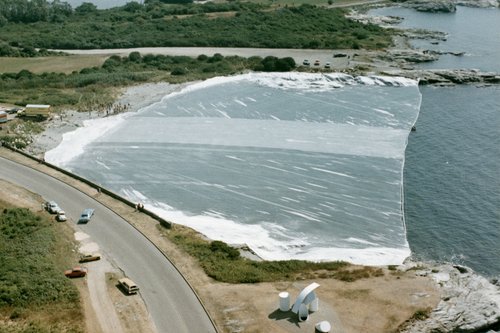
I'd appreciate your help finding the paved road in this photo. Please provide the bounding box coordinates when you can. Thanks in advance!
[0,156,216,333]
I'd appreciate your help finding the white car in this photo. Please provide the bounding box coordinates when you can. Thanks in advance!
[56,211,67,222]
[78,208,95,223]
[45,201,61,214]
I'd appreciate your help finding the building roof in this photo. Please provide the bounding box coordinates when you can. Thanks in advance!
[25,104,51,108]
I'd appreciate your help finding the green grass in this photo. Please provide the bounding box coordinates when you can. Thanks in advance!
[0,55,110,75]
[0,3,392,50]
[160,224,384,283]
[0,201,84,333]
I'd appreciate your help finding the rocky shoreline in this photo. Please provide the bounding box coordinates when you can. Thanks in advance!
[348,0,500,86]
[352,2,500,332]
[400,262,500,333]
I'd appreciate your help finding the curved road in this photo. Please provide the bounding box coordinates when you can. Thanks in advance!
[0,156,216,333]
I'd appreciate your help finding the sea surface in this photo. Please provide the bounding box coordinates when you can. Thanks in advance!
[46,5,499,276]
[370,5,500,276]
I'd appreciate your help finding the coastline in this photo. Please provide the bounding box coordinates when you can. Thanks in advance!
[1,148,499,332]
[26,82,191,158]
[3,3,499,331]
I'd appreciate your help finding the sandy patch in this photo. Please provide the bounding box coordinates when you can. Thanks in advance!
[75,231,90,241]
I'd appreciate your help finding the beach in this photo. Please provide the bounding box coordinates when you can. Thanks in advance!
[26,82,190,158]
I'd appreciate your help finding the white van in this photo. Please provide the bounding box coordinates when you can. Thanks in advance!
[118,278,139,295]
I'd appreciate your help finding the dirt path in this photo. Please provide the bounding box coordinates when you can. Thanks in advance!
[78,234,125,333]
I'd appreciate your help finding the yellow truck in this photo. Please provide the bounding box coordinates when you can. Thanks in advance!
[18,104,51,119]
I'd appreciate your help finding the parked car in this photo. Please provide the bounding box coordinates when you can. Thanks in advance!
[302,59,311,66]
[324,62,331,69]
[78,208,94,223]
[314,60,320,66]
[56,211,67,222]
[64,267,87,278]
[118,278,139,295]
[45,201,61,214]
[79,253,101,263]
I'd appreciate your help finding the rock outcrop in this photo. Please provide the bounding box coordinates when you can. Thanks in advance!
[381,68,500,85]
[400,263,500,333]
[455,0,499,8]
[382,49,439,63]
[404,0,457,12]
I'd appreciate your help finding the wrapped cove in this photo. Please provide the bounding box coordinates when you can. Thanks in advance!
[46,73,421,266]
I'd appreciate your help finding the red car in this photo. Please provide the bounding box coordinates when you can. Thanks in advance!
[64,267,87,278]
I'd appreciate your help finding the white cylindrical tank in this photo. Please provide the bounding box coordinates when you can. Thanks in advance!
[310,297,319,312]
[315,321,331,333]
[298,303,309,321]
[279,292,290,311]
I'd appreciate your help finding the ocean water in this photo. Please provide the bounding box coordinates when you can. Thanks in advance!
[370,5,500,276]
[47,73,420,265]
[369,6,500,72]
[405,85,500,276]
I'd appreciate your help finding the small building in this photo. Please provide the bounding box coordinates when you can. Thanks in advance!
[20,104,51,119]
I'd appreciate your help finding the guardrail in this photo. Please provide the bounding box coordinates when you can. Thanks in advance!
[2,143,171,229]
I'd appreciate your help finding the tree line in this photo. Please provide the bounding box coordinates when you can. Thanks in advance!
[1,2,391,51]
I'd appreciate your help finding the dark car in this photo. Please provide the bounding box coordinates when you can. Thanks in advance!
[78,208,94,223]
[64,267,87,278]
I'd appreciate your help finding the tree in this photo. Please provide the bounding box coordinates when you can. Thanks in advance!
[75,2,97,15]
[128,51,142,62]
[123,1,143,12]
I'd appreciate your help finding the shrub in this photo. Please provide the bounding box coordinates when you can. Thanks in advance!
[128,51,142,62]
[171,67,187,75]
[210,240,240,260]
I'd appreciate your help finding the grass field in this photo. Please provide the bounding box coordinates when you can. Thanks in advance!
[0,200,84,333]
[0,55,109,74]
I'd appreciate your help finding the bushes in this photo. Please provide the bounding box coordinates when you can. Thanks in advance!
[162,225,352,284]
[258,56,296,72]
[0,51,296,109]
